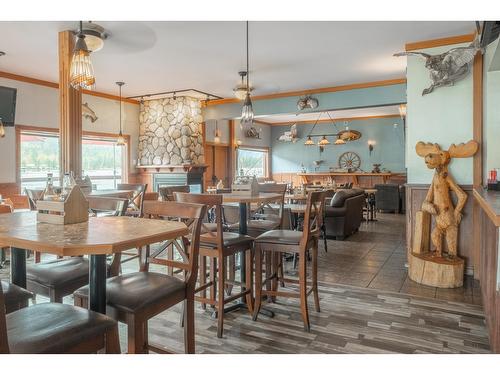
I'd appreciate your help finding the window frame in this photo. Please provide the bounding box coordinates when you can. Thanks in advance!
[16,125,130,188]
[235,145,270,178]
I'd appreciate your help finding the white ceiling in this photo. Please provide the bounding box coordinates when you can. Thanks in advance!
[0,21,474,98]
[257,105,401,124]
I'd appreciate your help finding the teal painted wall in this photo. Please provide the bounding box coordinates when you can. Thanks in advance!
[271,117,405,173]
[406,42,474,185]
[203,83,406,120]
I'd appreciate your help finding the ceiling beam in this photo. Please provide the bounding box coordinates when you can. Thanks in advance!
[405,33,475,51]
[204,78,407,107]
[265,114,401,126]
[0,70,140,105]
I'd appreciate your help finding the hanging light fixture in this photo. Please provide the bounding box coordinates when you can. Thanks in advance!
[116,82,126,146]
[214,120,221,144]
[234,71,252,100]
[70,21,96,90]
[318,135,330,146]
[399,104,407,119]
[334,137,346,145]
[0,117,5,138]
[241,21,254,125]
[304,136,315,146]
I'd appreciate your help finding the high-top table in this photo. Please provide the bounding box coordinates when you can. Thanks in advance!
[0,212,188,313]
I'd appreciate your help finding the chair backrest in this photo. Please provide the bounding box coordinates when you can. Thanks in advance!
[0,205,13,214]
[0,282,9,353]
[86,197,129,276]
[143,192,159,201]
[25,188,44,211]
[300,191,326,250]
[87,197,129,216]
[256,183,287,227]
[142,200,207,288]
[159,185,190,201]
[116,183,147,214]
[174,193,225,250]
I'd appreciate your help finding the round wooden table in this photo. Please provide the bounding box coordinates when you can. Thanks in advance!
[0,212,188,313]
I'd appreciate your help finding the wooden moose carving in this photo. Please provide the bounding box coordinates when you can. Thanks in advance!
[409,140,478,288]
[415,140,478,258]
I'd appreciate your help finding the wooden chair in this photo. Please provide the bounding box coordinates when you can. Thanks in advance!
[0,205,13,268]
[74,200,207,354]
[158,185,190,201]
[144,192,159,202]
[25,188,44,211]
[253,191,325,331]
[1,281,34,314]
[25,197,127,303]
[174,192,254,338]
[117,183,147,217]
[0,281,119,354]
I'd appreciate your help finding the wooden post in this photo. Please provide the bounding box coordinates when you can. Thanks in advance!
[58,30,82,179]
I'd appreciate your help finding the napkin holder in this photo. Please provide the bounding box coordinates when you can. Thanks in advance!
[36,185,89,225]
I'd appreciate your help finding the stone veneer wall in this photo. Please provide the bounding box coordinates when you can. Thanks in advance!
[138,97,204,165]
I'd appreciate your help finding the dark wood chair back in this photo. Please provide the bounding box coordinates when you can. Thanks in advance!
[173,193,225,249]
[142,200,207,287]
[25,188,44,211]
[144,192,159,201]
[159,185,190,201]
[116,183,147,215]
[0,282,8,353]
[300,191,326,251]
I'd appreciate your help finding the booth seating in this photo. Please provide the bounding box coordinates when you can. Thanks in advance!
[323,189,365,240]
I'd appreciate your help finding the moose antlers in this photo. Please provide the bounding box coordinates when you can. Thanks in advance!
[448,140,478,158]
[416,140,478,158]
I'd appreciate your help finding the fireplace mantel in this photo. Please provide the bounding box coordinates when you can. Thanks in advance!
[137,164,208,173]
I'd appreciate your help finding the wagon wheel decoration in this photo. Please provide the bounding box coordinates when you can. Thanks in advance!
[338,151,361,171]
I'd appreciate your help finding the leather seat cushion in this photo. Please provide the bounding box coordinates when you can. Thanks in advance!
[7,303,116,354]
[2,280,33,307]
[200,231,253,249]
[26,258,89,288]
[255,230,303,246]
[74,272,186,314]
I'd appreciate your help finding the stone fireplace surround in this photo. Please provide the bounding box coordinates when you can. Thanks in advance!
[138,96,205,166]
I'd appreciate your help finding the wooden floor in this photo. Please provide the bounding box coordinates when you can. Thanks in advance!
[0,213,490,353]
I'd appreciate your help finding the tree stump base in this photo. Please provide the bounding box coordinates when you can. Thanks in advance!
[408,251,464,288]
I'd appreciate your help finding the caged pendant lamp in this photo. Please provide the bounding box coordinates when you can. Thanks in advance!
[240,21,254,125]
[70,21,96,90]
[116,82,126,146]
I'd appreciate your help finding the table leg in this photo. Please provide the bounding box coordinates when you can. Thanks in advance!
[89,254,107,313]
[223,202,274,318]
[11,247,26,288]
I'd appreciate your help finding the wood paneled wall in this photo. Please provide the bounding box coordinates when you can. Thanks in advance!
[273,172,407,188]
[204,144,231,189]
[405,184,475,275]
[478,205,500,352]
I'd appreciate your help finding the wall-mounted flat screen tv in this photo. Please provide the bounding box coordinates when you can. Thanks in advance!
[0,86,17,126]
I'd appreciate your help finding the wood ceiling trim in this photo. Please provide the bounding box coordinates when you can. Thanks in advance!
[0,70,140,105]
[204,78,407,106]
[405,33,475,51]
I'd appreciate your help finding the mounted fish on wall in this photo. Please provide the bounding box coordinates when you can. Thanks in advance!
[82,103,98,123]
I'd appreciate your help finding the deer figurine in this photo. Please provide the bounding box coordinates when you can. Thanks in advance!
[415,140,478,258]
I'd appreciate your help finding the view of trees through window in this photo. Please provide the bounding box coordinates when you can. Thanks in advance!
[20,131,124,190]
[237,148,267,177]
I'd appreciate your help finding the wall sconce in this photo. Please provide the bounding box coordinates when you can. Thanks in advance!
[235,139,242,148]
[368,140,376,156]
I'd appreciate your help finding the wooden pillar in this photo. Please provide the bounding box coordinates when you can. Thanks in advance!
[58,30,82,179]
[472,52,484,280]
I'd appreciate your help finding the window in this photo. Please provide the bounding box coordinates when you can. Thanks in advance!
[82,136,124,190]
[20,131,60,189]
[236,147,269,178]
[19,128,127,191]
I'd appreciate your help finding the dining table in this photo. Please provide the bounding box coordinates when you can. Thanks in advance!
[0,211,188,314]
[221,192,282,316]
